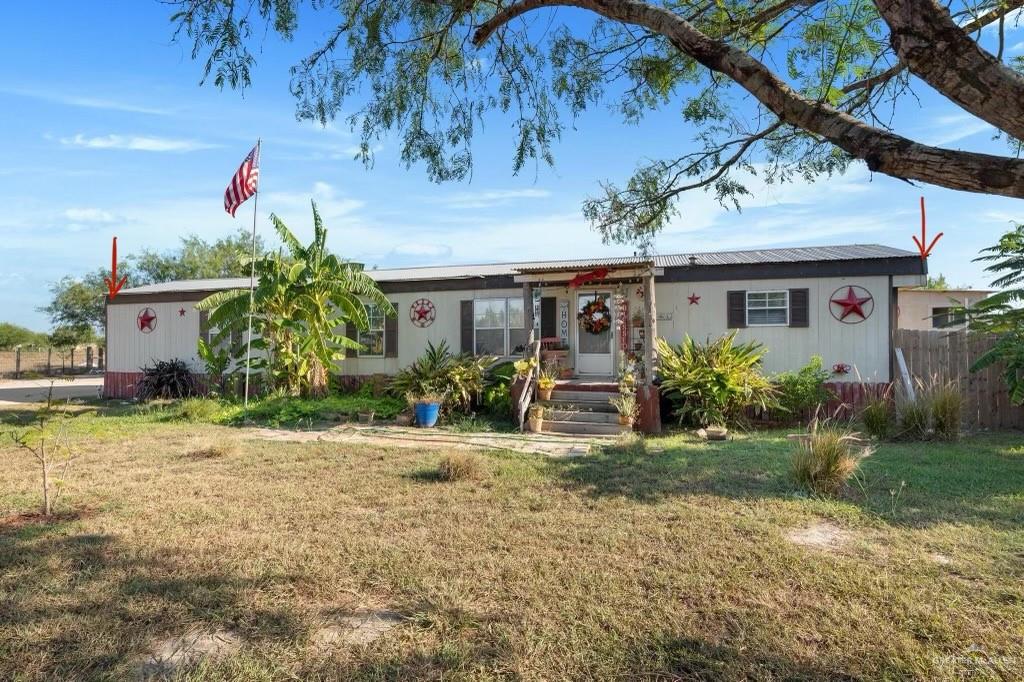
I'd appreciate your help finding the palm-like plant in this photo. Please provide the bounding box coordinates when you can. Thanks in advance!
[197,201,393,397]
[656,333,778,427]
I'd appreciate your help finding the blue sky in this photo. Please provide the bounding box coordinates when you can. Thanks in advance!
[1,2,1022,330]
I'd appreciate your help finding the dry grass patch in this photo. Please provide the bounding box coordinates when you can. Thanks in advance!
[1,412,1023,680]
[186,439,240,459]
[436,452,487,481]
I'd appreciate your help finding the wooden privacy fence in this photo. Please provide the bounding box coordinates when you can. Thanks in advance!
[893,329,1023,430]
[0,346,104,379]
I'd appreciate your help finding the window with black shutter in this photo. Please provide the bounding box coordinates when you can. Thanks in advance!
[727,290,747,328]
[789,288,810,328]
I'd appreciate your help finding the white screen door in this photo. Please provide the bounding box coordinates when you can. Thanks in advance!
[576,291,614,376]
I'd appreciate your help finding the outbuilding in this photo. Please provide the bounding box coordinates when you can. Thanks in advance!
[104,243,926,429]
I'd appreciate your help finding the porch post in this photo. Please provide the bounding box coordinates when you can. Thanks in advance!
[523,282,535,349]
[638,269,662,433]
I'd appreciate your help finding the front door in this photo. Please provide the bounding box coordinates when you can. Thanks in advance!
[576,291,614,376]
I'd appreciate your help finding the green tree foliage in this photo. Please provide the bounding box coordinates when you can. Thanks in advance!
[196,201,393,397]
[41,231,265,336]
[171,0,1024,252]
[968,223,1024,404]
[131,229,265,284]
[48,325,95,349]
[921,274,950,290]
[655,332,777,427]
[389,340,498,416]
[0,323,48,349]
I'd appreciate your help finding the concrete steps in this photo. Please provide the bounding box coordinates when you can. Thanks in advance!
[539,419,632,436]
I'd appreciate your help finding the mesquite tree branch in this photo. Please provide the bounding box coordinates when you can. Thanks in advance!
[474,0,1024,197]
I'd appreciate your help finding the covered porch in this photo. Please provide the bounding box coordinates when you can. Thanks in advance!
[511,257,664,434]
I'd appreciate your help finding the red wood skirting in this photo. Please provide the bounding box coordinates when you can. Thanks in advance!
[103,371,143,399]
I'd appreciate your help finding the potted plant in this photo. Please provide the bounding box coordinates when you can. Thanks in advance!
[609,391,639,426]
[537,366,557,401]
[412,391,444,428]
[527,404,545,432]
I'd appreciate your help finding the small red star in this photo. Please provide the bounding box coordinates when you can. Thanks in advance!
[415,306,431,320]
[137,309,157,332]
[178,308,186,317]
[830,286,872,320]
[687,293,701,305]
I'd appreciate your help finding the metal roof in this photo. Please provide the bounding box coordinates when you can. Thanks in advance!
[118,243,919,295]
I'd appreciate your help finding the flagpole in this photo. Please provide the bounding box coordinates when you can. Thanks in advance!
[242,138,261,417]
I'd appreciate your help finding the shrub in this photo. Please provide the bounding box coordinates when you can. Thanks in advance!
[655,333,777,427]
[174,398,225,423]
[928,378,963,441]
[136,359,197,401]
[481,361,515,416]
[389,341,497,417]
[790,421,872,497]
[774,356,833,420]
[437,453,487,481]
[896,395,930,441]
[860,397,893,440]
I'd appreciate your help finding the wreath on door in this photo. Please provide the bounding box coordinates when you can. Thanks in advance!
[578,296,612,334]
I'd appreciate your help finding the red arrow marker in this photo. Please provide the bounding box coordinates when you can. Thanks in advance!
[103,236,128,299]
[911,196,943,260]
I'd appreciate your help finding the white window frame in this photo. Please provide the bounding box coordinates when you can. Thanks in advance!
[357,303,386,358]
[746,290,789,327]
[473,297,524,357]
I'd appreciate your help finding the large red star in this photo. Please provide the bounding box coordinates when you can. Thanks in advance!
[687,293,701,305]
[830,287,872,320]
[137,308,157,332]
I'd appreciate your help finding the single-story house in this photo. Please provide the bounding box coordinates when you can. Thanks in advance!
[896,287,991,330]
[104,243,926,430]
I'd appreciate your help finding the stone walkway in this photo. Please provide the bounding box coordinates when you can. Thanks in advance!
[245,423,604,457]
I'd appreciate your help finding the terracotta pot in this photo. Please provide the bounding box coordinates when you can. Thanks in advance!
[528,416,543,433]
[617,414,633,426]
[538,386,553,401]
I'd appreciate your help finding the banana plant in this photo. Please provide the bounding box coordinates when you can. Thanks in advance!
[197,201,394,397]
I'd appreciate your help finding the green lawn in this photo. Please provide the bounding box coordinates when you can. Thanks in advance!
[1,403,1022,680]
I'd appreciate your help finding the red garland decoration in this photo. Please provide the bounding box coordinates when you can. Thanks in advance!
[578,296,612,334]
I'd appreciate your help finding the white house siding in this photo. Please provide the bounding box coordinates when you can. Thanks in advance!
[343,276,891,382]
[341,287,524,375]
[106,300,205,373]
[651,276,892,382]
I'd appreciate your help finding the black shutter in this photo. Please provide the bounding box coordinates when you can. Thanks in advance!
[345,321,358,358]
[385,301,398,358]
[199,310,210,344]
[727,290,747,329]
[460,300,474,354]
[789,288,810,328]
[540,297,557,338]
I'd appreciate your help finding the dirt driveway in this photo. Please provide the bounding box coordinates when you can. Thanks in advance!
[0,376,104,404]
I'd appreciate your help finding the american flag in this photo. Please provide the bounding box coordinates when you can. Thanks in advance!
[224,143,260,217]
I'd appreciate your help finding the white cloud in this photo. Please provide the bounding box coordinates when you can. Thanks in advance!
[916,112,995,147]
[436,188,552,209]
[391,243,453,258]
[63,207,117,223]
[0,87,171,115]
[58,133,217,153]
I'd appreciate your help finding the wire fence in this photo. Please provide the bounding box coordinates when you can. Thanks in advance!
[0,345,104,379]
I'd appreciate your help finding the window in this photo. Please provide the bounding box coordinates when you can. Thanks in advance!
[932,306,965,329]
[358,304,386,357]
[474,297,527,356]
[746,290,788,326]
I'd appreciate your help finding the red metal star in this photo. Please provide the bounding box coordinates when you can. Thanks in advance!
[137,309,157,331]
[830,286,871,320]
[178,308,186,317]
[415,306,431,320]
[687,293,700,305]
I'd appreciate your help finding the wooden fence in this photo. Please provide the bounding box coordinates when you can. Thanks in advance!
[893,329,1023,430]
[0,346,104,379]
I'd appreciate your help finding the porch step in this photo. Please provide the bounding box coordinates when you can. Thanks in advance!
[539,398,617,414]
[539,419,632,436]
[544,409,622,424]
[549,389,619,403]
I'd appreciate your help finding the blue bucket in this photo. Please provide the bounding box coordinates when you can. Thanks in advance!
[414,401,441,428]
